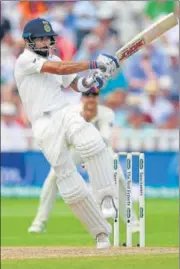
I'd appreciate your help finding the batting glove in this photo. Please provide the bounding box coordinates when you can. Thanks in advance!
[97,53,120,77]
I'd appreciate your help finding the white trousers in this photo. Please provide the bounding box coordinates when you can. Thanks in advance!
[32,105,115,238]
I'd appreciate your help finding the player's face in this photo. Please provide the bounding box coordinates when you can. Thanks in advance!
[34,37,51,49]
[82,96,98,122]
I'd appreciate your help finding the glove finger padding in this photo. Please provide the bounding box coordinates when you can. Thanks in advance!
[86,70,110,90]
[93,72,110,89]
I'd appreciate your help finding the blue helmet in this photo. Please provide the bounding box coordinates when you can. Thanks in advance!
[23,18,57,39]
[22,18,57,57]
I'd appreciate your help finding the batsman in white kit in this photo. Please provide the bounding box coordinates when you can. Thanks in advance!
[14,18,121,249]
[28,89,140,234]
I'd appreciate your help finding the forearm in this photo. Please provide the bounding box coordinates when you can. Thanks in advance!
[42,61,91,75]
[41,53,120,77]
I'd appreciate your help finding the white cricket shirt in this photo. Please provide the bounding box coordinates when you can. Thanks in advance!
[14,49,76,124]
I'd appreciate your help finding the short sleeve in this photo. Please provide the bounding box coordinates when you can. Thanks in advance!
[50,54,77,88]
[19,53,47,75]
[62,73,77,88]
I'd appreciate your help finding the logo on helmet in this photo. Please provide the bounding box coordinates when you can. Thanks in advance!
[44,24,51,32]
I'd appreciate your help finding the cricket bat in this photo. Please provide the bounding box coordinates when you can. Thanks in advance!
[116,13,178,62]
[87,13,178,86]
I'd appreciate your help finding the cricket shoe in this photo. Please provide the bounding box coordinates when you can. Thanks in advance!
[101,196,117,219]
[96,233,111,249]
[28,221,46,233]
[132,220,140,233]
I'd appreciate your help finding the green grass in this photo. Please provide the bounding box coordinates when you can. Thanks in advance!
[1,198,178,247]
[2,255,179,269]
[1,198,179,269]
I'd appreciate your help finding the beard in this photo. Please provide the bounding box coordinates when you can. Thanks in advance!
[35,46,49,57]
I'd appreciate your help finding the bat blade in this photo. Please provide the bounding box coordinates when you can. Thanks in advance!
[116,13,178,62]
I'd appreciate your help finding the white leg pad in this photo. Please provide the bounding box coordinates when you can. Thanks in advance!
[56,171,112,238]
[70,150,83,166]
[70,124,116,204]
[68,123,105,159]
[85,147,116,204]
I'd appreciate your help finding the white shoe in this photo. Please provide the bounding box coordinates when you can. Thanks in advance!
[28,222,46,233]
[96,233,111,249]
[132,220,140,233]
[101,196,116,219]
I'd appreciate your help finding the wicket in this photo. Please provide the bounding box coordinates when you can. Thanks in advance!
[113,152,145,248]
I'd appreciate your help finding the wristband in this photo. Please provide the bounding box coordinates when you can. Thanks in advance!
[89,60,98,70]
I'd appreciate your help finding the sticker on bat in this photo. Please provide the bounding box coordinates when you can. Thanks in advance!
[119,38,145,61]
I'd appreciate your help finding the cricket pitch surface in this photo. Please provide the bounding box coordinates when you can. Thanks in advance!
[1,246,178,260]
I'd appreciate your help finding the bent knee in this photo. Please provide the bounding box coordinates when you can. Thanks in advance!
[73,124,106,159]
